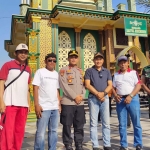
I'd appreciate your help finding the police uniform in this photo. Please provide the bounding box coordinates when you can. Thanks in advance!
[59,50,86,150]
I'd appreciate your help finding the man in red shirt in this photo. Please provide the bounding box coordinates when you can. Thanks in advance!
[0,43,31,150]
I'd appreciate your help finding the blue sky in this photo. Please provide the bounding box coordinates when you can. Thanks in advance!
[0,0,145,68]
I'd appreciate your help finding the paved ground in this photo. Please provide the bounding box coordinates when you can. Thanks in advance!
[22,108,150,150]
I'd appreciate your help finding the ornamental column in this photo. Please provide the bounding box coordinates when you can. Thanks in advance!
[26,16,41,116]
[75,28,82,68]
[104,24,115,74]
[51,18,59,71]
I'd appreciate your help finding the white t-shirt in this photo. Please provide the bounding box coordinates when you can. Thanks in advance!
[32,68,59,110]
[113,69,140,95]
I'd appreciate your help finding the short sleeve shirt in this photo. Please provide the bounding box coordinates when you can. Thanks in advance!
[0,60,31,107]
[84,66,112,92]
[113,69,140,95]
[32,68,60,110]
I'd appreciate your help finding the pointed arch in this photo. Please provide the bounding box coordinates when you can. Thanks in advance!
[83,33,97,71]
[58,31,71,70]
[116,46,148,68]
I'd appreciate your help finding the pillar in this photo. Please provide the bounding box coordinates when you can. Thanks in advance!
[96,0,103,11]
[26,16,41,116]
[117,3,126,10]
[104,24,115,74]
[19,0,30,15]
[75,28,82,68]
[104,0,113,12]
[127,0,136,11]
[51,18,59,71]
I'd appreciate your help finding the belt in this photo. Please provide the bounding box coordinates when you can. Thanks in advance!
[118,95,128,98]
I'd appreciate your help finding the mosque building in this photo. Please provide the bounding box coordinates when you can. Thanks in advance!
[4,0,150,121]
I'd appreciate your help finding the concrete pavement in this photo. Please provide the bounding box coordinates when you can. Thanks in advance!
[22,108,150,150]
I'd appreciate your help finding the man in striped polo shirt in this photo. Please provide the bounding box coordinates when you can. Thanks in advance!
[0,43,31,150]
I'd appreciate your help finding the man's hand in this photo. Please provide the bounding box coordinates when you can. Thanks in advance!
[0,100,6,113]
[100,97,105,102]
[35,105,43,119]
[96,92,104,100]
[124,96,132,104]
[75,95,83,104]
[59,104,61,113]
[28,107,31,114]
[114,95,122,103]
[96,92,105,102]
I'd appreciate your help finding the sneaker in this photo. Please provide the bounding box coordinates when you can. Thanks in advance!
[136,145,142,150]
[93,148,100,150]
[104,146,112,150]
[65,144,73,150]
[119,147,128,150]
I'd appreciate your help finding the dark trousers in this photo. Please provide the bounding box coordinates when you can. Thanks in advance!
[60,105,86,145]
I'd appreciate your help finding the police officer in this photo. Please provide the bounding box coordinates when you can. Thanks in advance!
[59,50,86,150]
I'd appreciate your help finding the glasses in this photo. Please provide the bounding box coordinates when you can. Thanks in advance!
[47,59,57,63]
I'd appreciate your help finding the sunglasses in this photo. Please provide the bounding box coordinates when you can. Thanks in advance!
[47,59,57,63]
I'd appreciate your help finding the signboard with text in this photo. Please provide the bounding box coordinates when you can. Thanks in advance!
[124,17,148,37]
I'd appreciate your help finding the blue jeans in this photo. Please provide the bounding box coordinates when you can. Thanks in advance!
[34,110,59,150]
[88,94,111,148]
[116,94,142,148]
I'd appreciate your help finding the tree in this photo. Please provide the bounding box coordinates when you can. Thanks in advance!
[136,0,150,12]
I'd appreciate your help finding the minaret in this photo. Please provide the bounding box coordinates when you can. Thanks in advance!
[104,0,113,12]
[96,0,104,11]
[127,0,136,11]
[20,0,30,16]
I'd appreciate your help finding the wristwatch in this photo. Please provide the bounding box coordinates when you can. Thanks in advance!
[104,91,108,96]
[129,94,134,98]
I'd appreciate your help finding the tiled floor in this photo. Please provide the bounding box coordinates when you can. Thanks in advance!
[22,108,150,150]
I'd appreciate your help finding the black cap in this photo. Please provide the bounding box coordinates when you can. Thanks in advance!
[94,52,104,59]
[68,50,78,57]
[45,52,57,60]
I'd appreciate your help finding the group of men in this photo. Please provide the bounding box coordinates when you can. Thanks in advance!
[0,43,149,150]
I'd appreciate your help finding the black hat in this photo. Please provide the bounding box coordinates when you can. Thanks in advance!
[45,52,57,60]
[68,50,78,57]
[94,52,104,59]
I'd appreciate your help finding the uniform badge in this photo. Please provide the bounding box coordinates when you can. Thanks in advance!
[68,79,72,83]
[60,70,65,76]
[67,70,71,73]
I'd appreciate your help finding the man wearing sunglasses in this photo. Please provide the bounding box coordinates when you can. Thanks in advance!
[59,50,86,150]
[32,53,61,150]
[0,43,31,150]
[84,52,112,150]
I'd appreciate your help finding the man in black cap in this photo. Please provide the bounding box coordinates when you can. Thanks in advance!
[84,52,112,150]
[59,50,86,150]
[112,55,142,150]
